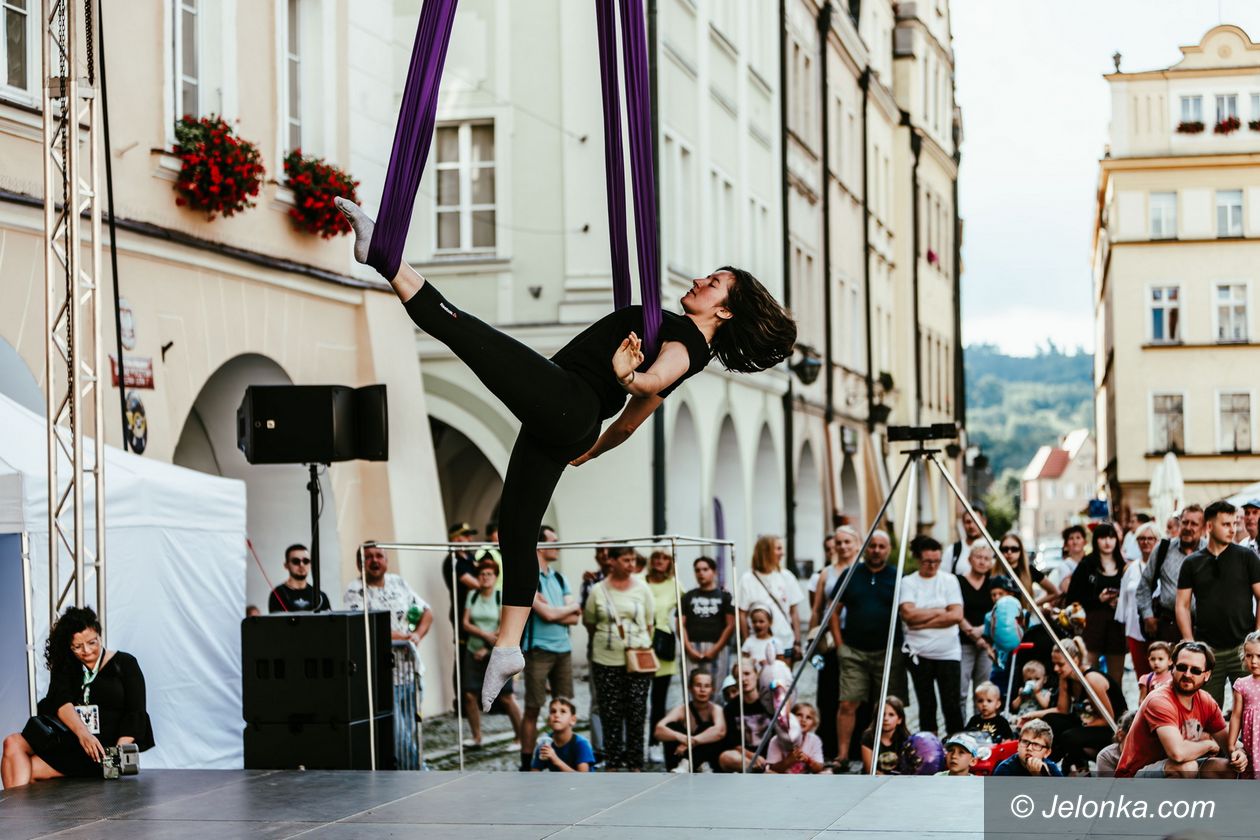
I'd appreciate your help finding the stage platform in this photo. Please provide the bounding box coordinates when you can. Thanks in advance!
[0,769,982,839]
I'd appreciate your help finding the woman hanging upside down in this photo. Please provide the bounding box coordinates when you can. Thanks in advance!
[335,196,797,710]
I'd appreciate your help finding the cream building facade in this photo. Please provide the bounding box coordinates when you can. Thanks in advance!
[1094,25,1260,516]
[0,1,453,713]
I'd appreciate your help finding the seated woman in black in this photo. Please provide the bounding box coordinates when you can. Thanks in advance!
[1,607,154,787]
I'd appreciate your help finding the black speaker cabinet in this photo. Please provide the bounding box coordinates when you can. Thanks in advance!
[241,611,393,725]
[244,712,395,770]
[237,384,388,464]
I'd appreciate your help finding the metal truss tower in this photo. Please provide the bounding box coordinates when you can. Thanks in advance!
[42,0,106,630]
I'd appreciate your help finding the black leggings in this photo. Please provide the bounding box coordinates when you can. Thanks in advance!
[403,283,602,607]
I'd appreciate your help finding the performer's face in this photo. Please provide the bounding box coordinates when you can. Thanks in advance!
[681,271,735,319]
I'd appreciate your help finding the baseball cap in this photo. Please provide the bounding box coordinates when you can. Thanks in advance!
[720,675,737,691]
[1242,499,1260,510]
[989,574,1017,594]
[944,733,982,756]
[448,521,478,538]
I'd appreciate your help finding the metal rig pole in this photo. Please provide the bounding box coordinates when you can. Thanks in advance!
[42,0,106,631]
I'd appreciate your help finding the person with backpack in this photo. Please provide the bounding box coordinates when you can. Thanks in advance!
[519,526,581,770]
[1136,505,1205,645]
[462,558,524,748]
[945,503,987,576]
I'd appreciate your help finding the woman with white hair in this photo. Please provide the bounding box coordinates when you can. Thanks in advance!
[1114,520,1161,680]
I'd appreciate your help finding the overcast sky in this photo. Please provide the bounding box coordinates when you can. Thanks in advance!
[952,0,1260,356]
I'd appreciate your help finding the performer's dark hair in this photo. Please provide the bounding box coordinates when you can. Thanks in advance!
[712,266,796,373]
[45,606,102,678]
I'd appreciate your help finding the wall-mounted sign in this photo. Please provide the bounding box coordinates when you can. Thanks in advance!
[119,297,137,351]
[109,355,155,390]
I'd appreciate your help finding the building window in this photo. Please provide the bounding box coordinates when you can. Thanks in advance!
[1216,189,1243,237]
[1149,192,1176,239]
[1253,93,1260,120]
[1219,392,1252,452]
[1149,286,1180,343]
[1215,283,1247,342]
[1180,95,1202,123]
[1151,394,1184,453]
[283,0,301,151]
[434,122,495,252]
[174,0,200,119]
[2,0,35,102]
[1216,94,1238,123]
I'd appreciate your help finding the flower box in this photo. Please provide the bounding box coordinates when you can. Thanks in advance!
[172,115,265,219]
[1249,120,1260,132]
[1214,116,1241,135]
[283,150,360,239]
[926,248,939,266]
[1175,121,1204,134]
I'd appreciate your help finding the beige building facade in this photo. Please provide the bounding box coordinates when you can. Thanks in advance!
[1094,25,1260,516]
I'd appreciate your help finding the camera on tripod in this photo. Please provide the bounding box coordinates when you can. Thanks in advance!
[102,743,139,779]
[886,423,959,443]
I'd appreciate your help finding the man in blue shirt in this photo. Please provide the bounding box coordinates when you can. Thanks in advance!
[993,720,1063,777]
[520,525,581,771]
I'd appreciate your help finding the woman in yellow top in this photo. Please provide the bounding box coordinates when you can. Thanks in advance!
[583,545,655,770]
[645,550,679,764]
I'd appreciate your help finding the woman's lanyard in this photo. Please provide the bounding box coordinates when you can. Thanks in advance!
[82,654,105,705]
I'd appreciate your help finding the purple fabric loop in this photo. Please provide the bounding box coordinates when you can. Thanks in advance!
[596,0,662,358]
[366,0,460,281]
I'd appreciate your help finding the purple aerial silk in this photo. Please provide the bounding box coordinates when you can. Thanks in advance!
[365,0,460,281]
[595,0,662,356]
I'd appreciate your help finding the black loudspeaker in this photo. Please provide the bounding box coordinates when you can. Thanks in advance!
[236,384,388,464]
[244,713,395,770]
[241,611,393,726]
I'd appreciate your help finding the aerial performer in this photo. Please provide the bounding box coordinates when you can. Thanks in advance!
[336,0,796,711]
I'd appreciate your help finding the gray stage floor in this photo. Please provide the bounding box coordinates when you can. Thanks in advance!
[0,769,982,839]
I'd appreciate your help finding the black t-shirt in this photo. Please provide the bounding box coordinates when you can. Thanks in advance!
[550,306,712,421]
[267,584,331,613]
[40,652,155,751]
[442,550,478,630]
[965,712,1014,742]
[956,573,993,646]
[1065,553,1123,612]
[681,587,734,643]
[1178,543,1260,648]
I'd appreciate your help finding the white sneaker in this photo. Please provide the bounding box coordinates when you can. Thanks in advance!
[671,758,690,774]
[649,744,664,764]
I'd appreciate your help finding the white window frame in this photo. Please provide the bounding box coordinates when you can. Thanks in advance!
[433,121,496,255]
[1180,95,1202,123]
[1252,92,1260,121]
[1213,281,1249,343]
[0,0,38,105]
[1216,189,1243,237]
[1149,191,1177,239]
[708,166,734,271]
[1215,389,1254,454]
[281,0,301,153]
[173,0,201,121]
[165,0,235,145]
[1149,391,1187,454]
[1147,284,1181,344]
[1216,93,1238,123]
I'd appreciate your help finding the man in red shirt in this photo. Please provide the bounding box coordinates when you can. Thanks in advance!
[1115,641,1248,778]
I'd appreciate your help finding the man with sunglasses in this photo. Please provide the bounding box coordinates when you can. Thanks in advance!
[267,543,331,613]
[1115,641,1248,778]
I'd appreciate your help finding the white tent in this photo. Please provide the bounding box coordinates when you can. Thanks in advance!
[1227,480,1260,507]
[0,392,247,769]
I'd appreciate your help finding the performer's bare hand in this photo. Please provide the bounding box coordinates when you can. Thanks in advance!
[569,451,594,467]
[612,331,644,382]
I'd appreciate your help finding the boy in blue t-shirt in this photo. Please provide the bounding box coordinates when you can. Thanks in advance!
[531,697,595,772]
[992,720,1063,777]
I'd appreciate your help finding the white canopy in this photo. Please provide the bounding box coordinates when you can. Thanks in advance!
[0,393,247,769]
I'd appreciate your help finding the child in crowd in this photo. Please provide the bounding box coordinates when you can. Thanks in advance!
[935,733,982,777]
[1008,660,1051,714]
[992,719,1063,777]
[984,575,1024,700]
[860,696,911,775]
[741,607,779,668]
[964,682,1014,742]
[720,674,739,705]
[1138,641,1173,702]
[1093,709,1136,777]
[530,697,594,772]
[654,670,727,772]
[1227,631,1260,780]
[767,702,827,774]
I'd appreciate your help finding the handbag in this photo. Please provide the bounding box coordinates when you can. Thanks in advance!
[22,714,72,755]
[599,581,659,674]
[652,628,677,661]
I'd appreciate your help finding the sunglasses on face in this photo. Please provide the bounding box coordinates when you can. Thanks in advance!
[1000,545,1020,554]
[1173,663,1205,676]
[290,557,311,565]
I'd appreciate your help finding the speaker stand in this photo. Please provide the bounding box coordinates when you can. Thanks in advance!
[306,462,328,610]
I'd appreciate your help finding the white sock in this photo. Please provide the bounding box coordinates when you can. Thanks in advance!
[480,646,524,713]
[334,196,374,264]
